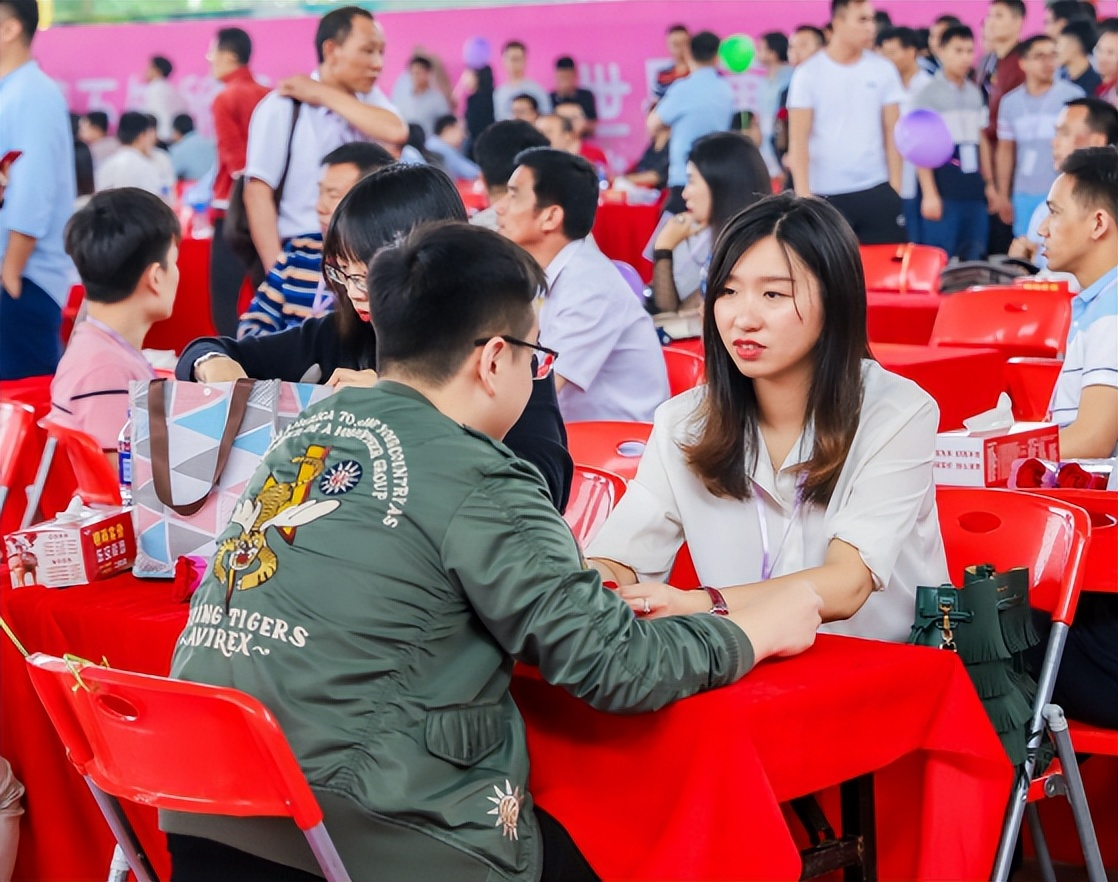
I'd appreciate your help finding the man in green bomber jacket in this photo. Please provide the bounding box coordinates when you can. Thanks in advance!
[163,222,823,881]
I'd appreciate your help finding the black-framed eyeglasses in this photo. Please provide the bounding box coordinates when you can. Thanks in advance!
[474,335,559,381]
[324,262,367,294]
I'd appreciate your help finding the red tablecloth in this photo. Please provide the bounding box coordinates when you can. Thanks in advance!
[871,343,1006,431]
[592,200,663,283]
[1,574,1012,882]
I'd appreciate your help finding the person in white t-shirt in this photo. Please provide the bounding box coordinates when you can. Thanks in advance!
[243,5,407,271]
[877,26,933,243]
[96,111,175,206]
[587,194,947,643]
[787,0,906,244]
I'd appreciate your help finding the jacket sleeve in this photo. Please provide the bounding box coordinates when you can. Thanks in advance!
[502,375,573,513]
[441,461,754,714]
[175,316,339,382]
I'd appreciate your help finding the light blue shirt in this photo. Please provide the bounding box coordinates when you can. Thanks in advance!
[168,131,216,183]
[655,66,734,187]
[425,135,480,180]
[0,60,76,305]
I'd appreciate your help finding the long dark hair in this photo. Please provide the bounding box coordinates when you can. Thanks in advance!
[322,164,467,366]
[684,194,869,505]
[688,132,771,238]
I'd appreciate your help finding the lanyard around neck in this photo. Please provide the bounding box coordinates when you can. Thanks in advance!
[84,318,157,378]
[755,480,805,582]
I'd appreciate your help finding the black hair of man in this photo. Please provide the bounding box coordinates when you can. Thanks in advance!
[433,115,459,138]
[409,55,433,71]
[1060,18,1098,55]
[1048,0,1085,25]
[369,222,545,385]
[473,120,549,190]
[1065,97,1118,145]
[877,26,920,50]
[0,0,37,43]
[315,6,372,65]
[1059,145,1118,222]
[512,92,540,112]
[1100,18,1118,36]
[172,114,194,137]
[761,32,789,63]
[215,27,252,65]
[150,56,172,78]
[1018,34,1056,58]
[64,188,181,305]
[940,24,976,47]
[874,10,893,32]
[1078,1,1097,21]
[667,24,689,36]
[794,24,827,46]
[993,0,1027,19]
[690,31,721,64]
[555,55,576,70]
[512,146,598,241]
[320,141,395,174]
[503,40,526,54]
[74,141,95,199]
[117,111,154,146]
[84,110,110,134]
[831,0,869,19]
[934,14,963,28]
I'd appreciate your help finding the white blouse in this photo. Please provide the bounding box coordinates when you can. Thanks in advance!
[587,360,949,642]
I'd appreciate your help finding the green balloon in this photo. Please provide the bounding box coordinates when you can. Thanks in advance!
[719,34,755,73]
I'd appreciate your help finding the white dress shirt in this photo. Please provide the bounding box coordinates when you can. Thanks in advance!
[587,360,948,641]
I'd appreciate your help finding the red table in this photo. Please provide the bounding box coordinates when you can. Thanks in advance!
[592,199,664,283]
[2,574,1012,882]
[871,342,1006,431]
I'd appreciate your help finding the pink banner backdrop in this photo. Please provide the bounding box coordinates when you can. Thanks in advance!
[34,0,1048,172]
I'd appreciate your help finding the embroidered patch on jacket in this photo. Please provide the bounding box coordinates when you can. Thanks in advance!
[319,460,363,496]
[487,780,524,840]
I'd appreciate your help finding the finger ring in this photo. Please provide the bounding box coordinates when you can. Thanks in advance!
[642,598,651,615]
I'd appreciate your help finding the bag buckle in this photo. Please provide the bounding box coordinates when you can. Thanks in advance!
[938,601,957,652]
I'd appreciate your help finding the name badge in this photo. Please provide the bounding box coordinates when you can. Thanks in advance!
[959,143,978,175]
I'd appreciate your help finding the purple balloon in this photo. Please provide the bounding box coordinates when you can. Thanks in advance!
[613,260,645,300]
[894,109,954,169]
[463,36,492,69]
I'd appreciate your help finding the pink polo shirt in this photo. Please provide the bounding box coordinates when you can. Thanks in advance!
[50,321,154,451]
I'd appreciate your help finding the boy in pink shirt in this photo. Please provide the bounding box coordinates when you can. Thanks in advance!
[51,188,180,460]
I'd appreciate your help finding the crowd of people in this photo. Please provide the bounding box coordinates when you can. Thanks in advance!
[1,0,1117,879]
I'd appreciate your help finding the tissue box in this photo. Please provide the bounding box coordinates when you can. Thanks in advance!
[4,505,135,589]
[934,423,1059,487]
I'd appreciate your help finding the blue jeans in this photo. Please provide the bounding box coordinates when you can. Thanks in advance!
[0,276,62,380]
[902,196,923,244]
[921,199,989,261]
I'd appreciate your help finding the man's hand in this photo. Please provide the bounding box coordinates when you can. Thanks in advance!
[277,75,328,107]
[326,368,378,390]
[997,199,1015,226]
[195,355,248,383]
[1,267,21,299]
[921,192,943,222]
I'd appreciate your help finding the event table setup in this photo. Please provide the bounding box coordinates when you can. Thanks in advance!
[0,571,1013,882]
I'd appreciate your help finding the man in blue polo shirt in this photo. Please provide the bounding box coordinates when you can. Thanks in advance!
[646,30,734,214]
[0,0,76,380]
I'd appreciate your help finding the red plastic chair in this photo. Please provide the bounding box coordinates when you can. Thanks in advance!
[0,373,54,419]
[565,420,653,481]
[24,652,352,882]
[929,286,1072,359]
[860,243,948,294]
[0,401,35,520]
[22,418,121,527]
[1004,357,1062,422]
[935,488,1101,882]
[662,346,705,397]
[563,465,627,546]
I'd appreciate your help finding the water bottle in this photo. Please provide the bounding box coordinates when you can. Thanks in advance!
[190,200,212,239]
[117,410,133,506]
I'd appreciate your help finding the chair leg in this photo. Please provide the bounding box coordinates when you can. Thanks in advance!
[840,775,876,882]
[1044,705,1107,882]
[303,822,352,882]
[992,772,1031,882]
[20,436,55,529]
[1025,804,1057,882]
[83,779,158,882]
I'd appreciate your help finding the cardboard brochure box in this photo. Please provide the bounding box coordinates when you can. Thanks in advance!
[934,423,1059,487]
[5,502,136,589]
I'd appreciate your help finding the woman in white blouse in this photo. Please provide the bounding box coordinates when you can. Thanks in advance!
[587,194,948,642]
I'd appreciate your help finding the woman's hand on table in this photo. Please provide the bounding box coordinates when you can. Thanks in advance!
[326,367,378,390]
[195,355,248,383]
[619,582,709,618]
[654,212,706,252]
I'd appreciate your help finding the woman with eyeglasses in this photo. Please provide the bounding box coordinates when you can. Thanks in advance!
[587,194,948,641]
[175,163,573,510]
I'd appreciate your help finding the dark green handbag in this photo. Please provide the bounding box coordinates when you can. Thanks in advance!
[910,564,1044,768]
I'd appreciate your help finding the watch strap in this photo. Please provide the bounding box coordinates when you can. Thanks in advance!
[703,586,729,616]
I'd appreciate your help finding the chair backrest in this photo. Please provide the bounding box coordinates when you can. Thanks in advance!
[662,347,705,397]
[1026,489,1116,596]
[0,400,35,498]
[40,417,121,507]
[929,287,1072,358]
[936,487,1091,624]
[563,465,627,546]
[24,653,326,830]
[565,420,653,481]
[0,374,55,419]
[860,243,948,294]
[1003,357,1062,421]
